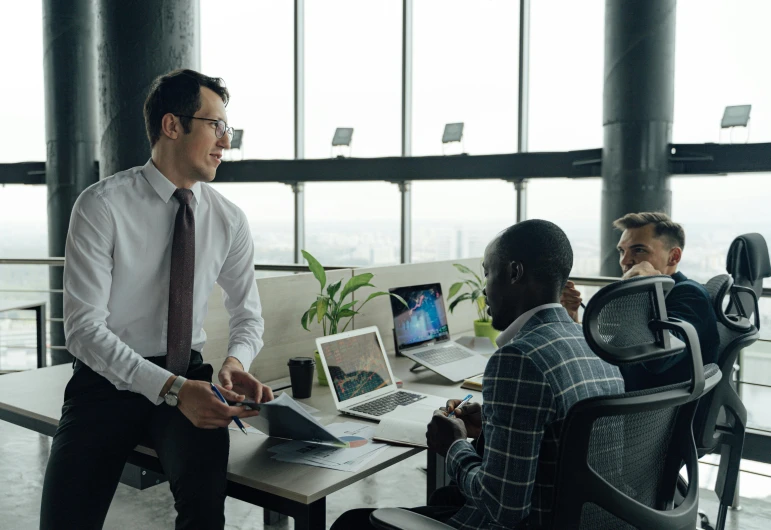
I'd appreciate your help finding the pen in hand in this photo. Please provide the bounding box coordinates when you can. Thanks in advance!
[210,383,247,435]
[448,394,474,418]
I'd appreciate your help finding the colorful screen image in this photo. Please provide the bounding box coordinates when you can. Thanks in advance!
[390,284,450,350]
[320,332,393,402]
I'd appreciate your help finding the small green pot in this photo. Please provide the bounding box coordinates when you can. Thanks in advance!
[473,319,499,343]
[314,350,327,385]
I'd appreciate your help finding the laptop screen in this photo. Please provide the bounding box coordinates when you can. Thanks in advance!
[389,283,451,350]
[319,331,394,403]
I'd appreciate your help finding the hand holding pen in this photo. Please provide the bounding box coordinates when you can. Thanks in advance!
[445,394,482,439]
[211,383,248,435]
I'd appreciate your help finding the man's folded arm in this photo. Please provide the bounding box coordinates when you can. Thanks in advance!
[447,349,555,526]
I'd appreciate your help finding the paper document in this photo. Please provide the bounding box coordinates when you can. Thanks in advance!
[270,422,389,472]
[242,393,346,446]
[373,402,438,448]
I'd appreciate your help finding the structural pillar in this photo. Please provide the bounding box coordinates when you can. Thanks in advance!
[600,0,676,276]
[43,0,99,365]
[97,0,200,179]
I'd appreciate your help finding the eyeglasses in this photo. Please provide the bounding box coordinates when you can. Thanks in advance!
[174,115,234,140]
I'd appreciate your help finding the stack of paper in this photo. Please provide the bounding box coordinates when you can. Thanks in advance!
[243,393,347,446]
[269,422,389,472]
[373,401,436,447]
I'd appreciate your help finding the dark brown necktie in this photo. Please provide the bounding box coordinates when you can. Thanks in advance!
[166,188,195,375]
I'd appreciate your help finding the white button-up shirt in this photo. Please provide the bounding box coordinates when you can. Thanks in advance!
[63,159,264,404]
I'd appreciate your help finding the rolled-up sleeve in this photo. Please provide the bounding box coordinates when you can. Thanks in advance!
[216,208,264,371]
[64,190,172,404]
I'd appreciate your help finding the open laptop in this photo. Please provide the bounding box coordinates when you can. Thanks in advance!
[388,283,490,382]
[316,326,446,421]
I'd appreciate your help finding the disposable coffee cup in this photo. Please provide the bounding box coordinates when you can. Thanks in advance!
[287,357,315,399]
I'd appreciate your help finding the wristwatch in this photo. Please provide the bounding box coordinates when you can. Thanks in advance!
[163,376,187,407]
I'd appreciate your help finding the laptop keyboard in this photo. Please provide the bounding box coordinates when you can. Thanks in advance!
[412,346,473,366]
[350,391,426,417]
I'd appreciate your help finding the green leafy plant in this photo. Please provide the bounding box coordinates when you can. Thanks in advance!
[447,263,490,322]
[300,250,407,336]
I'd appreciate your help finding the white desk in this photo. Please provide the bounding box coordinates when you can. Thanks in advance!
[0,354,484,529]
[0,299,47,369]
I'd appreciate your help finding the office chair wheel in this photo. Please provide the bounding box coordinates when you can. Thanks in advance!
[699,512,714,530]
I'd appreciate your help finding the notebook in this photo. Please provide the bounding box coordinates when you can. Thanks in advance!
[461,374,484,391]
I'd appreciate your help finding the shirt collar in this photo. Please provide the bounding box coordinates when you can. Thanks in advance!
[495,302,564,348]
[671,271,687,283]
[141,159,202,205]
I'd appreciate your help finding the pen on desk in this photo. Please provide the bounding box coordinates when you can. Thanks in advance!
[210,383,247,435]
[448,394,474,418]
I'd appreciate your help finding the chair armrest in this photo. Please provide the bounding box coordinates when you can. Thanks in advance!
[369,508,456,530]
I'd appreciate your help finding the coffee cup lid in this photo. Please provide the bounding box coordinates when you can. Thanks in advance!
[287,357,315,365]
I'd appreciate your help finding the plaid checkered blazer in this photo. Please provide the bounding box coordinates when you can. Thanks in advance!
[446,307,625,529]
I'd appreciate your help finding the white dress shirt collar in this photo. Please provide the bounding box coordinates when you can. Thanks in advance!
[495,302,564,348]
[142,158,202,205]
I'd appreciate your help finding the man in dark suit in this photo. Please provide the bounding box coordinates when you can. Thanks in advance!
[331,220,625,530]
[561,211,720,390]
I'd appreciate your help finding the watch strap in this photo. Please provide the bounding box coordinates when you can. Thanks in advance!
[168,375,187,398]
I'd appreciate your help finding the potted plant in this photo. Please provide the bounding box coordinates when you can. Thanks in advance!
[447,263,500,343]
[299,250,407,384]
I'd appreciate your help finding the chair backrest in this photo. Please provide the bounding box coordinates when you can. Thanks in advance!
[692,274,756,453]
[550,276,721,530]
[725,233,770,326]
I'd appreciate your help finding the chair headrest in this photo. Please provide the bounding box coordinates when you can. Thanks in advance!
[583,275,684,366]
[726,233,771,284]
[704,274,732,312]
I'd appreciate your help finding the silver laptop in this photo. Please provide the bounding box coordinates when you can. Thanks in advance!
[315,326,446,421]
[388,283,489,383]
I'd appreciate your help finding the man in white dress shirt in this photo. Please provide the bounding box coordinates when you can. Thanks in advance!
[40,69,272,529]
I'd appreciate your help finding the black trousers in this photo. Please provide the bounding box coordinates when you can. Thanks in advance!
[40,352,229,530]
[329,485,465,530]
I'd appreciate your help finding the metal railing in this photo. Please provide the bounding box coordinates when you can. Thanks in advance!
[2,258,771,488]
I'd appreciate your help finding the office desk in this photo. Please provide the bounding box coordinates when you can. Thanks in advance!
[0,353,486,530]
[0,299,47,369]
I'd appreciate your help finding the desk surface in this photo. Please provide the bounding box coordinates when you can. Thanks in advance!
[0,299,46,313]
[0,353,483,505]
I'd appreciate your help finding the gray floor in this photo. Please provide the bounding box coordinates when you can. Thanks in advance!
[2,421,770,530]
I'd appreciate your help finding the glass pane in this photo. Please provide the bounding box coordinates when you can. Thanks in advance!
[303,182,400,266]
[208,183,294,264]
[412,0,519,156]
[0,1,45,162]
[304,0,401,158]
[674,0,771,143]
[527,178,602,276]
[0,185,48,258]
[529,0,604,151]
[412,180,516,263]
[201,0,294,159]
[671,174,771,287]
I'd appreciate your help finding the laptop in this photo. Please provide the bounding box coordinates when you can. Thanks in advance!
[388,283,490,383]
[316,326,446,421]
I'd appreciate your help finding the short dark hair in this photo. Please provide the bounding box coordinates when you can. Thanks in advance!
[494,219,573,292]
[613,212,685,249]
[143,69,229,147]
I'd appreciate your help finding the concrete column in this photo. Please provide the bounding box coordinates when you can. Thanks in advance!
[97,0,200,179]
[600,0,676,276]
[43,0,99,365]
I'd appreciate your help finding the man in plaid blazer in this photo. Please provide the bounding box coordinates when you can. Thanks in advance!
[331,220,624,529]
